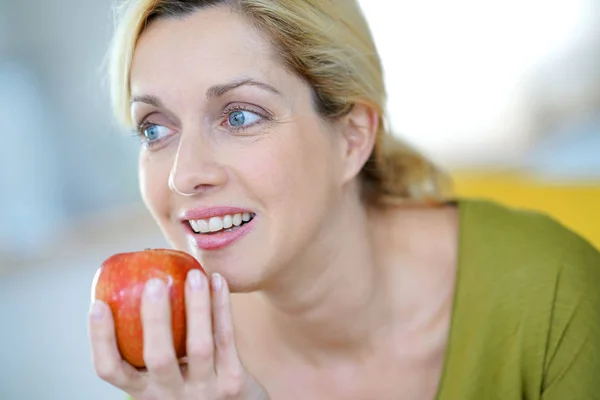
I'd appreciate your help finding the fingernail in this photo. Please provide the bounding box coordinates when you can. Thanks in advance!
[211,273,222,291]
[90,301,105,321]
[145,278,165,300]
[188,269,203,291]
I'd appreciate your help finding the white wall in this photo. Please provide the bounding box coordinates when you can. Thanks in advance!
[0,0,141,260]
[358,0,599,166]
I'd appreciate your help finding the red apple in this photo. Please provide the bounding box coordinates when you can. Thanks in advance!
[92,248,205,368]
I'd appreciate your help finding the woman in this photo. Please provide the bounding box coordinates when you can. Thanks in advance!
[88,0,600,399]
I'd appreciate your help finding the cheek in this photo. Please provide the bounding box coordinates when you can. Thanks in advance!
[138,151,172,219]
[238,123,338,209]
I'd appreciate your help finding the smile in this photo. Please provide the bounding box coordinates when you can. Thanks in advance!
[188,212,256,234]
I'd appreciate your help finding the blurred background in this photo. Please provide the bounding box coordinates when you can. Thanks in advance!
[0,0,598,398]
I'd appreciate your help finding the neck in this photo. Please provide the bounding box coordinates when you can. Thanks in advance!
[256,195,392,364]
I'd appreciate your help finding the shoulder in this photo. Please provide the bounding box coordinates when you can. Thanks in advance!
[445,199,600,396]
[458,197,590,253]
[457,197,600,342]
[455,197,600,334]
[458,198,598,273]
[431,198,600,398]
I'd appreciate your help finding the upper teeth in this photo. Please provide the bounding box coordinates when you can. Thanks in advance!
[189,213,253,234]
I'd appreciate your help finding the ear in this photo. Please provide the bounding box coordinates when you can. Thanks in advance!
[337,102,379,184]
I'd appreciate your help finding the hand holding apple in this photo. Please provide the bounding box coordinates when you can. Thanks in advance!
[88,248,270,399]
[91,248,204,368]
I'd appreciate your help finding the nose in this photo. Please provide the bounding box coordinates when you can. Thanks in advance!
[168,133,228,197]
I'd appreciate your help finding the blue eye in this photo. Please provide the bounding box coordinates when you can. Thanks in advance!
[142,124,170,142]
[227,110,261,128]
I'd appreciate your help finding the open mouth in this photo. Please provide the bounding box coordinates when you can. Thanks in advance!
[187,212,256,235]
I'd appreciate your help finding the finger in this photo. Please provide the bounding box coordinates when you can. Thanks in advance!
[211,273,243,377]
[185,269,216,382]
[141,278,184,388]
[88,301,145,391]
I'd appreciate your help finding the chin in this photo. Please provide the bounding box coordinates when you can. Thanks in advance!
[180,244,266,293]
[160,218,272,292]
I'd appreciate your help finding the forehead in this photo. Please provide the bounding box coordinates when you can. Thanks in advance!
[130,6,283,97]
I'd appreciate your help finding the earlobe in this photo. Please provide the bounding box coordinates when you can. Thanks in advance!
[340,102,379,183]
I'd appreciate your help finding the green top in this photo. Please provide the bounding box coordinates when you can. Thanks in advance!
[436,198,600,400]
[126,199,600,399]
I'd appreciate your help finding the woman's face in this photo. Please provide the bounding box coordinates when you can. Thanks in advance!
[129,6,352,291]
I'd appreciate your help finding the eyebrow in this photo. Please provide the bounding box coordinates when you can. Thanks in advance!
[206,78,282,99]
[130,94,163,107]
[130,78,282,107]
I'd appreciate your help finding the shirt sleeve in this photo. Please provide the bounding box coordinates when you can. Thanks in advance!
[541,233,600,399]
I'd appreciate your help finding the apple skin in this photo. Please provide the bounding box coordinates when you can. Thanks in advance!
[92,248,205,368]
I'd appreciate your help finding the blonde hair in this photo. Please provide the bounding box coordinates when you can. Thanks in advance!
[108,0,452,204]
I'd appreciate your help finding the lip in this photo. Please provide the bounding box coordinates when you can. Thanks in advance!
[180,206,256,251]
[184,216,255,251]
[180,206,255,221]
